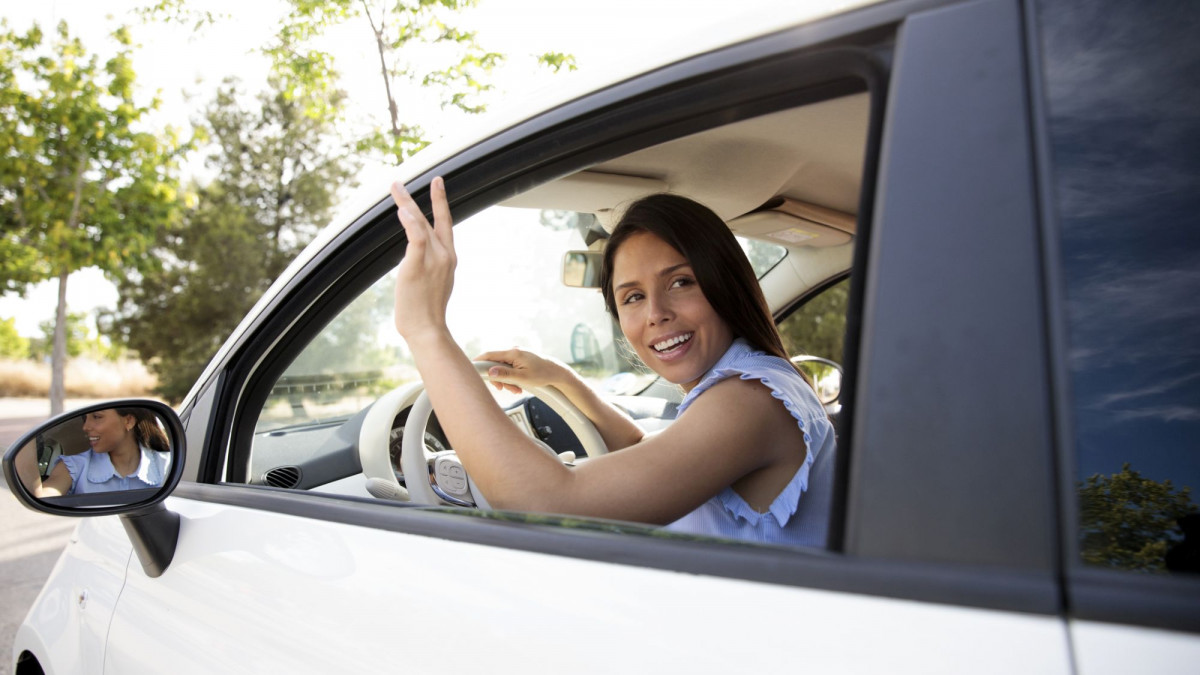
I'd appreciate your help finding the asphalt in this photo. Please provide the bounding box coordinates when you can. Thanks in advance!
[0,398,107,675]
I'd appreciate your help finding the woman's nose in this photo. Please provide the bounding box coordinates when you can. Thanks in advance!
[647,292,673,325]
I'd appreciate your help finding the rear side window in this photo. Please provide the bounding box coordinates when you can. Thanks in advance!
[1038,0,1200,574]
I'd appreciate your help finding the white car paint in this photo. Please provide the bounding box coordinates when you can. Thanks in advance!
[13,517,131,675]
[90,496,1071,674]
[1071,621,1200,675]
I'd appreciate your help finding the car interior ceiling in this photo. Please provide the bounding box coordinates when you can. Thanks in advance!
[500,92,867,310]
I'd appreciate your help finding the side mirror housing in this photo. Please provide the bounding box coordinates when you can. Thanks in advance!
[2,399,187,577]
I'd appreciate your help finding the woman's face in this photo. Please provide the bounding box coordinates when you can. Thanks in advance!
[612,232,734,391]
[81,409,136,455]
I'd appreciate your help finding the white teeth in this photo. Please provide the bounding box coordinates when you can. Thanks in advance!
[653,333,693,352]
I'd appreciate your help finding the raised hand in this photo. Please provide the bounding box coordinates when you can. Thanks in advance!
[391,177,456,342]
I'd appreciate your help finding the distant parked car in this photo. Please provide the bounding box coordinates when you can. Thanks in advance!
[5,0,1198,672]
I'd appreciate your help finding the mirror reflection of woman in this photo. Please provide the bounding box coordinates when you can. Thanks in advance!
[15,408,171,498]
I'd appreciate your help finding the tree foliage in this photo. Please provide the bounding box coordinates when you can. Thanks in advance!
[107,79,355,403]
[1079,463,1196,572]
[779,278,848,362]
[265,0,503,164]
[27,311,123,362]
[0,317,29,359]
[0,20,185,412]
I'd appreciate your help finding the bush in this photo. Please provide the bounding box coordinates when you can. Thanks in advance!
[0,318,29,359]
[0,357,157,398]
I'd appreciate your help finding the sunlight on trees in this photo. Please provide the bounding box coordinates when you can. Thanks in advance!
[0,20,187,413]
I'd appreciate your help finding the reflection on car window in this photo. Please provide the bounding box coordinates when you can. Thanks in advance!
[1038,0,1199,574]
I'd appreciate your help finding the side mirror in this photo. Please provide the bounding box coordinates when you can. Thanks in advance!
[3,399,186,577]
[790,355,843,406]
[562,250,603,288]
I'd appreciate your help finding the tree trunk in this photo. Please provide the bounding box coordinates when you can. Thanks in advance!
[49,269,69,416]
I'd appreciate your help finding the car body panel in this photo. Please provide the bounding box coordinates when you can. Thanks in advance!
[96,496,1072,674]
[13,517,130,675]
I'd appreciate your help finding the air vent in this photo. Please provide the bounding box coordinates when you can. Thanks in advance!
[263,466,302,489]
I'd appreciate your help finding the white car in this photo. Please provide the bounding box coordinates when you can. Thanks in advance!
[5,0,1199,672]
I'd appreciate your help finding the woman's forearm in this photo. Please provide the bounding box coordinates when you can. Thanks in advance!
[406,329,575,510]
[553,374,645,452]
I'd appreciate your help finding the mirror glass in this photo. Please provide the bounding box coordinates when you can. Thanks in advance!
[8,405,175,509]
[562,250,603,288]
[791,357,842,406]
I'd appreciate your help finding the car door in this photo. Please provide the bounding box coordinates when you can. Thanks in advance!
[101,1,1081,672]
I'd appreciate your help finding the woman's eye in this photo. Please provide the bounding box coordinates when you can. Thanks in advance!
[670,276,694,289]
[621,292,643,305]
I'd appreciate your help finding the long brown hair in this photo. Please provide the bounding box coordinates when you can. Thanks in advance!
[115,407,171,453]
[599,193,810,385]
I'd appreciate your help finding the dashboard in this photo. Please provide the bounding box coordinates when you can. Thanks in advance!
[249,393,677,493]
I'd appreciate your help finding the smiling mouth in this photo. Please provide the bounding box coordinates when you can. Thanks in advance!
[653,332,693,353]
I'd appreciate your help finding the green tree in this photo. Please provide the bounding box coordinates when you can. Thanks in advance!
[108,78,355,403]
[31,312,89,360]
[0,317,29,359]
[141,0,571,165]
[0,21,184,413]
[778,278,848,362]
[1079,463,1196,572]
[266,0,503,163]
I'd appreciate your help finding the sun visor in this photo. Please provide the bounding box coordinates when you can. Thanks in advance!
[730,197,855,248]
[500,171,667,230]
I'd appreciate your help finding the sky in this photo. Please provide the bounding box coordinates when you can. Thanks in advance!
[0,0,837,337]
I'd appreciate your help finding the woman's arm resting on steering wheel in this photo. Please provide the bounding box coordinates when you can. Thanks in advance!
[476,348,645,452]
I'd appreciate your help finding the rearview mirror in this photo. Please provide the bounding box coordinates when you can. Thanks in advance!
[3,400,185,516]
[562,250,603,288]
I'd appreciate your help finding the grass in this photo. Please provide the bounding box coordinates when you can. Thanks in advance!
[0,358,157,398]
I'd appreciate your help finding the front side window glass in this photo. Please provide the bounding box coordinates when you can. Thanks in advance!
[1037,0,1200,574]
[252,207,650,456]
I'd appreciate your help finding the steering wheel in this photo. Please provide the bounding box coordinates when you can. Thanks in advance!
[359,361,607,507]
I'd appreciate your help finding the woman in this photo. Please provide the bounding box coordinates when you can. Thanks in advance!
[392,178,836,546]
[17,407,171,498]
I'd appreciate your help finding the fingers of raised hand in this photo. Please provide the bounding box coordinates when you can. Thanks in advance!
[430,176,454,247]
[390,181,429,235]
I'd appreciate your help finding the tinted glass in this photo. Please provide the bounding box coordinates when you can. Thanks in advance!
[1038,0,1200,573]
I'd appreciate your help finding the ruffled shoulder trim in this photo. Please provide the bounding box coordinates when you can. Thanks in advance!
[677,339,826,527]
[55,453,87,492]
[715,458,811,527]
